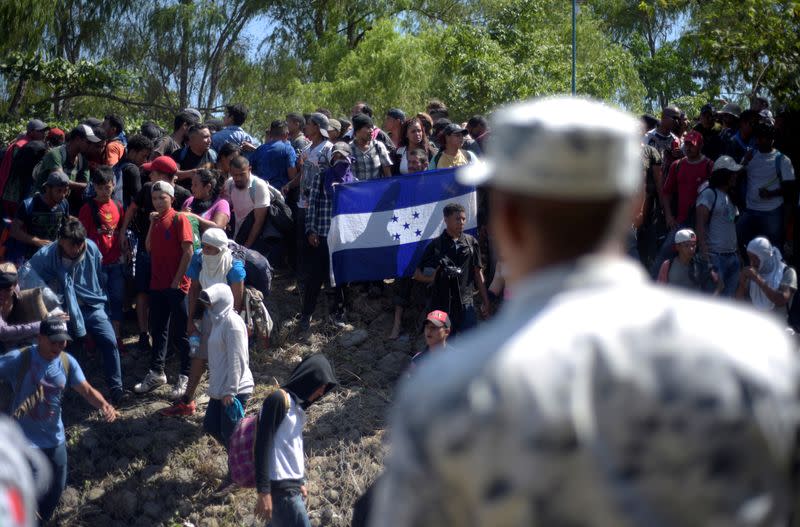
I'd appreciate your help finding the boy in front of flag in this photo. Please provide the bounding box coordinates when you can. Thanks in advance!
[413,203,489,333]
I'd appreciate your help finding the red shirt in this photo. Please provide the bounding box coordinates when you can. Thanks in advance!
[149,208,193,292]
[662,157,713,223]
[79,200,123,264]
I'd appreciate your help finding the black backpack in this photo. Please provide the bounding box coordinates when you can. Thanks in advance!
[227,240,273,296]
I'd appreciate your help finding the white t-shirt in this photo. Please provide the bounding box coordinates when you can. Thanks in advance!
[745,150,795,211]
[224,174,271,236]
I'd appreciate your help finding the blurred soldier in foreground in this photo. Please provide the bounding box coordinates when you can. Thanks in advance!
[369,97,800,527]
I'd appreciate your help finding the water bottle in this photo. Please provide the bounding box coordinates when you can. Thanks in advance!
[189,335,201,357]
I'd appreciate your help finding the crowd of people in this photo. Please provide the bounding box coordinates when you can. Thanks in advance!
[0,94,798,526]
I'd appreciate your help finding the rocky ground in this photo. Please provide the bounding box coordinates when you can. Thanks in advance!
[54,274,429,526]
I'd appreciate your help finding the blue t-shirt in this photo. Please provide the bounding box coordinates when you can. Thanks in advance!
[185,252,246,284]
[250,140,297,189]
[0,347,85,448]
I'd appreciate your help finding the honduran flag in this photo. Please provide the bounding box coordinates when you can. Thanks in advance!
[327,167,477,285]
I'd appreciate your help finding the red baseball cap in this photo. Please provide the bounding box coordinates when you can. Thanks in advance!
[684,130,704,147]
[141,155,178,175]
[46,128,65,139]
[425,310,451,329]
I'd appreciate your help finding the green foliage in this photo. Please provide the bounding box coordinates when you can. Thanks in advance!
[0,53,135,94]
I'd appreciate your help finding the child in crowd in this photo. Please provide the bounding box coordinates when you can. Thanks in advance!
[409,310,452,371]
[78,166,125,350]
[253,354,338,526]
[133,181,194,399]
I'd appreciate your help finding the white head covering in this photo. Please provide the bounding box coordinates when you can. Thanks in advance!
[199,228,233,289]
[746,237,786,311]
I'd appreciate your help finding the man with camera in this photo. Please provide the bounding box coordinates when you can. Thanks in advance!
[413,203,489,334]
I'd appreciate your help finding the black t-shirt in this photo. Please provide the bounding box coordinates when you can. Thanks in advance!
[419,231,482,305]
[119,160,141,208]
[172,147,215,171]
[132,182,190,237]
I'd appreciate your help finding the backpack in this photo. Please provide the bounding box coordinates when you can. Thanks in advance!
[228,389,290,488]
[240,286,273,349]
[263,184,293,239]
[172,212,201,251]
[10,348,70,419]
[87,199,124,239]
[227,240,273,295]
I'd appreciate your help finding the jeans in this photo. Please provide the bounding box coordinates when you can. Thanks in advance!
[268,490,311,527]
[149,288,190,377]
[134,248,151,293]
[709,252,741,298]
[302,238,346,318]
[37,442,67,523]
[78,305,123,393]
[102,263,125,323]
[203,393,250,448]
[736,206,785,255]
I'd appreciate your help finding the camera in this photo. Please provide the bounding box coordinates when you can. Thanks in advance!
[439,257,462,280]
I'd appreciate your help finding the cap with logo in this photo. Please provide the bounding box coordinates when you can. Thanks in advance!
[40,317,72,342]
[309,112,330,138]
[425,310,451,329]
[683,130,704,147]
[459,96,641,200]
[674,229,697,245]
[141,155,178,175]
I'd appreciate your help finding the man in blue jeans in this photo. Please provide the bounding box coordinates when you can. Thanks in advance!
[0,317,117,523]
[27,218,125,404]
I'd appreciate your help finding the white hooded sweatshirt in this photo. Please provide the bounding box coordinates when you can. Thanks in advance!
[204,283,254,399]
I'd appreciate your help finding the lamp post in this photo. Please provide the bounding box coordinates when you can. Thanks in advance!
[572,0,577,95]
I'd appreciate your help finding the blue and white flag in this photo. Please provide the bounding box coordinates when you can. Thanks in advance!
[327,167,477,285]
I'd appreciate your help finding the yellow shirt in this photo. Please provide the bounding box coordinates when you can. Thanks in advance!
[435,149,468,168]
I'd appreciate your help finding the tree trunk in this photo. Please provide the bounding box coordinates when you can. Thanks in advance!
[7,76,29,118]
[178,0,193,110]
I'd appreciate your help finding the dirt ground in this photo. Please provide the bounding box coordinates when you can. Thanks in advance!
[54,272,429,526]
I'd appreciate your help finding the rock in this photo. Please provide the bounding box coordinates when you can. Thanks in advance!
[325,489,340,502]
[87,487,105,501]
[142,501,161,518]
[338,329,369,348]
[321,506,335,523]
[60,487,80,510]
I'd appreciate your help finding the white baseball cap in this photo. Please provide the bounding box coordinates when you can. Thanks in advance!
[458,96,641,199]
[674,229,696,244]
[713,155,743,173]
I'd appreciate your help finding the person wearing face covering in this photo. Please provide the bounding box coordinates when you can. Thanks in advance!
[26,218,124,404]
[161,227,245,417]
[253,354,338,526]
[736,236,797,318]
[199,283,253,495]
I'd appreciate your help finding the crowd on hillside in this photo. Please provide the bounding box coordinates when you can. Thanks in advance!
[0,95,798,526]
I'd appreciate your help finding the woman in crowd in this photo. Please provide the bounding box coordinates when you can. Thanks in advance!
[216,142,241,180]
[429,124,479,169]
[392,117,438,175]
[182,168,230,231]
[0,263,43,352]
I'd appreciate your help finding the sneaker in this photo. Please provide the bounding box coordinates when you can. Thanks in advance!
[329,312,347,328]
[133,370,167,394]
[138,332,151,353]
[298,315,311,333]
[160,399,197,417]
[170,375,189,400]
